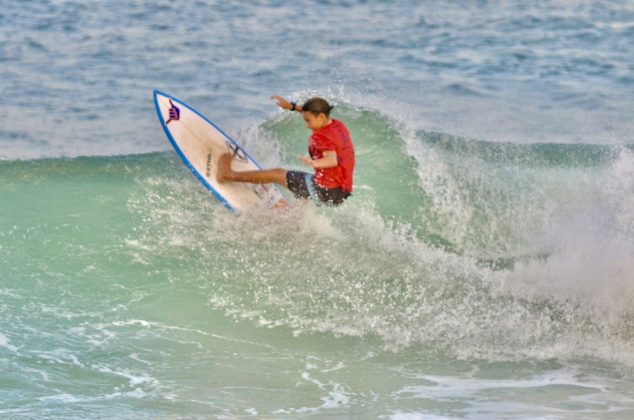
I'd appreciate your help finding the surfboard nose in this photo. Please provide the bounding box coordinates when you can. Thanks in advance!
[153,89,171,101]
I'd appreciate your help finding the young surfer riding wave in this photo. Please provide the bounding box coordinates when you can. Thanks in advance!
[217,96,355,206]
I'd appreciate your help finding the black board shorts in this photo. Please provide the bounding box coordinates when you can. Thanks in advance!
[286,171,351,206]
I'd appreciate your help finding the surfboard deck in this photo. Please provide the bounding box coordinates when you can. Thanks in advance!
[153,90,286,211]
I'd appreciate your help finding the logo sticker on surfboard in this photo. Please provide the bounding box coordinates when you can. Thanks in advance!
[165,99,180,125]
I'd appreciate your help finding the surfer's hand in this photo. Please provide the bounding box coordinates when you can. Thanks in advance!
[299,155,313,167]
[271,96,292,111]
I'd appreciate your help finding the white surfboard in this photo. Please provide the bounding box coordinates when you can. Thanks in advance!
[153,90,286,211]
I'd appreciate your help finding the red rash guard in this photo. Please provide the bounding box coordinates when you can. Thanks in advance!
[308,119,355,192]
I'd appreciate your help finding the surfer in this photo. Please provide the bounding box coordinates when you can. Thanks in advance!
[217,96,355,206]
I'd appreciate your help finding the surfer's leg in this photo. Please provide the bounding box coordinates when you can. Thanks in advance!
[217,153,288,187]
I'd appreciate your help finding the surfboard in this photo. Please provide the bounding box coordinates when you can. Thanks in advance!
[153,90,286,211]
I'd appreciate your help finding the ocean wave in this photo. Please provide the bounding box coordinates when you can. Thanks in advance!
[2,105,633,365]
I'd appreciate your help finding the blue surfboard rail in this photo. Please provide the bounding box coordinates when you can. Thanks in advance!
[153,90,282,211]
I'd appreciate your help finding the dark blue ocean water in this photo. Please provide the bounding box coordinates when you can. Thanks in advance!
[2,1,634,418]
[2,0,633,159]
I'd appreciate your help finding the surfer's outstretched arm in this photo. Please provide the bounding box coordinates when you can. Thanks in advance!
[217,153,288,188]
[271,96,302,112]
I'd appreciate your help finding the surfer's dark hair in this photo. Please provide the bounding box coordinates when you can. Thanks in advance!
[302,97,334,117]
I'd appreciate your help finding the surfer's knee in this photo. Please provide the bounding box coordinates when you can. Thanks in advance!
[271,168,288,187]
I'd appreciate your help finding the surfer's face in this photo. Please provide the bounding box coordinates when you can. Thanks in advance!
[302,111,329,131]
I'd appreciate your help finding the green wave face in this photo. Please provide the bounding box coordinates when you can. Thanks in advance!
[1,106,633,365]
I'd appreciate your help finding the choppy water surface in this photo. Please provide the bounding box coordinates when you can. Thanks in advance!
[1,1,633,418]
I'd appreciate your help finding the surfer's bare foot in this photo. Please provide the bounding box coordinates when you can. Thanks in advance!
[216,152,234,183]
